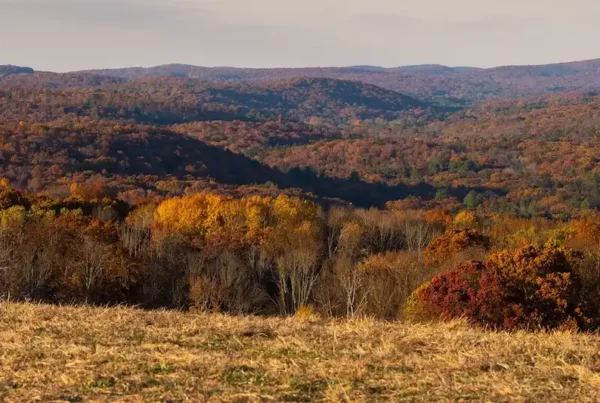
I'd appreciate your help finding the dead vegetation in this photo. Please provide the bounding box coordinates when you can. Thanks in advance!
[1,302,600,401]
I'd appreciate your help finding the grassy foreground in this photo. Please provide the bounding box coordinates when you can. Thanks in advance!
[1,304,600,402]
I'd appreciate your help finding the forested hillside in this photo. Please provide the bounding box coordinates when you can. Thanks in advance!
[88,58,600,104]
[2,71,600,216]
[3,62,600,333]
[0,65,35,76]
[0,74,436,125]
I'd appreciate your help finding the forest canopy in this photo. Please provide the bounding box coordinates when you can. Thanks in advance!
[3,65,600,330]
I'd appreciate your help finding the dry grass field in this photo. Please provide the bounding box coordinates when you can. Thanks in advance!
[2,303,600,402]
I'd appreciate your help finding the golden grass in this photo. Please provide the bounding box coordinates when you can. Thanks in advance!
[1,303,600,401]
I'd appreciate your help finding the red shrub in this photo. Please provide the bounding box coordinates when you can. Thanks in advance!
[411,245,594,330]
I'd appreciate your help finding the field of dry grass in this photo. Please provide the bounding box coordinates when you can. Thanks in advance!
[1,303,600,401]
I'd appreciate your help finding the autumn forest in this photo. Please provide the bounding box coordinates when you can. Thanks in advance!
[3,59,600,331]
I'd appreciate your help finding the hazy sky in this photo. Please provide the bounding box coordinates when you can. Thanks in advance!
[1,0,598,71]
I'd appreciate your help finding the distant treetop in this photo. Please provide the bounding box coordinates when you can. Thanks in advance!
[0,65,34,75]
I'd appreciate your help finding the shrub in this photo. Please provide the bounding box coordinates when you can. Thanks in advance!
[188,275,226,312]
[294,305,320,321]
[407,245,595,330]
[453,210,478,228]
[187,252,268,314]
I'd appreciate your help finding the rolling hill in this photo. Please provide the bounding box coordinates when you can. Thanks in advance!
[0,118,454,207]
[0,74,436,125]
[2,302,599,401]
[3,64,600,217]
[86,58,600,104]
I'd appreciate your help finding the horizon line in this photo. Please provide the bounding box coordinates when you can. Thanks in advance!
[4,56,600,74]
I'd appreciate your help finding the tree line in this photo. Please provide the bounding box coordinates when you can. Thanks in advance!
[2,185,600,330]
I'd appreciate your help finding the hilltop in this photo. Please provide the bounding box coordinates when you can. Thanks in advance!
[85,58,600,104]
[0,65,34,76]
[0,74,436,125]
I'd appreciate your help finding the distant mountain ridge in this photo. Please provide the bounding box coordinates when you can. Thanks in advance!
[84,58,600,104]
[0,65,34,75]
[8,58,600,104]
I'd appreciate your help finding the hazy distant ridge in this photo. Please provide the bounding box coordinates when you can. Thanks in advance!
[83,58,600,103]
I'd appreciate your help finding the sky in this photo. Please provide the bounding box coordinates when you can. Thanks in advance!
[1,0,598,72]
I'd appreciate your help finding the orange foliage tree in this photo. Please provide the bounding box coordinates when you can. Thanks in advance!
[424,229,490,266]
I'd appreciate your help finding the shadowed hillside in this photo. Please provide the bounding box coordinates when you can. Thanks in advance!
[0,75,438,125]
[0,120,494,207]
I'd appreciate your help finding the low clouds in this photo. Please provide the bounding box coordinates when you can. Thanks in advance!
[0,0,598,71]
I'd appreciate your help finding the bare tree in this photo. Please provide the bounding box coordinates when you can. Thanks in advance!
[0,210,27,299]
[275,244,320,315]
[79,236,110,303]
[333,256,365,317]
[119,223,151,259]
[356,209,404,254]
[188,251,267,314]
[20,235,59,299]
[326,206,352,258]
[119,205,154,259]
[402,219,437,259]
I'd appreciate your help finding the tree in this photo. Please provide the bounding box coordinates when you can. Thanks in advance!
[435,188,449,201]
[427,155,449,175]
[349,170,361,183]
[463,191,482,209]
[424,229,490,266]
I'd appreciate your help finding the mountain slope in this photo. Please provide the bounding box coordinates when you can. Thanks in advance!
[0,74,438,124]
[86,58,600,104]
[0,119,456,207]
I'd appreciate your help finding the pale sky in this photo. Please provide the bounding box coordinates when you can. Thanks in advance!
[1,0,598,71]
